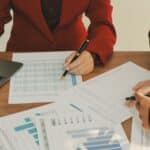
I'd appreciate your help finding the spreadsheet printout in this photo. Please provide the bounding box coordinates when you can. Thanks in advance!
[36,116,129,150]
[9,52,82,104]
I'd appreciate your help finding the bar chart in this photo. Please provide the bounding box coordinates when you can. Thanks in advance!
[67,127,122,150]
[14,117,39,145]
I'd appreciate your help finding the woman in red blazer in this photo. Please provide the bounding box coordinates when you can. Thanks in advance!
[0,0,116,75]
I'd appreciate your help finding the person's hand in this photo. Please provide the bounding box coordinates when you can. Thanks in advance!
[126,80,150,108]
[64,50,94,75]
[133,80,150,91]
[125,80,150,129]
[135,87,150,129]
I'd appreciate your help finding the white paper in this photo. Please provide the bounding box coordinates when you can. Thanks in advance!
[130,114,150,150]
[9,52,82,104]
[55,62,150,123]
[0,102,80,150]
[36,115,129,150]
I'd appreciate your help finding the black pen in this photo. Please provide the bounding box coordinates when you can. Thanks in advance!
[125,96,136,101]
[60,39,90,79]
[125,92,150,101]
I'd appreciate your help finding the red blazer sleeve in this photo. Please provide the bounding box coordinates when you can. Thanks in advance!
[0,0,12,36]
[85,0,116,64]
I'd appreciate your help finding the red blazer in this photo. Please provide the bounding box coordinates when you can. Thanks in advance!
[0,0,116,64]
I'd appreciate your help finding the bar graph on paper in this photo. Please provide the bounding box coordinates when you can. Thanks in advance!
[36,114,129,150]
[14,117,39,145]
[68,128,122,150]
[9,52,82,104]
[13,111,56,147]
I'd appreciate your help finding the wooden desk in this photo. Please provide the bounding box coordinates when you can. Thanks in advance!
[0,51,150,141]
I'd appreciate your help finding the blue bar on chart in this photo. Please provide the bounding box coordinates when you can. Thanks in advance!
[68,127,122,150]
[71,75,77,86]
[14,117,39,145]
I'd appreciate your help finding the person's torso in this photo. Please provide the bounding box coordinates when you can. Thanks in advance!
[7,0,90,51]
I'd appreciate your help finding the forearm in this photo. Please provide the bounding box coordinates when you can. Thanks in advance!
[86,24,116,64]
[85,0,116,64]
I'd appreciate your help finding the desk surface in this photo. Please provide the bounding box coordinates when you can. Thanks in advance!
[0,51,150,141]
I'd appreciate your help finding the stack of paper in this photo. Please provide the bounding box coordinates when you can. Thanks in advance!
[0,102,129,150]
[54,62,150,123]
[36,115,129,150]
[0,102,82,150]
[1,53,150,150]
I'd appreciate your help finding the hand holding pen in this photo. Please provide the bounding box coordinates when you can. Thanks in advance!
[60,40,95,79]
[126,80,150,129]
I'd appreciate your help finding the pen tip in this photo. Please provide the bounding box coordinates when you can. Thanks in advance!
[59,76,65,80]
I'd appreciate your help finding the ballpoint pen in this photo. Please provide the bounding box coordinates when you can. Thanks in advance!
[125,92,150,101]
[60,39,90,80]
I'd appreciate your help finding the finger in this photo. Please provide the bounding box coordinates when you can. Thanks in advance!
[133,80,150,91]
[133,82,145,91]
[139,114,142,119]
[70,63,93,75]
[139,109,150,129]
[136,101,140,110]
[64,52,76,66]
[67,50,93,71]
[69,63,85,75]
[142,121,150,129]
[138,86,150,97]
[135,92,145,103]
[67,56,83,71]
[135,92,150,108]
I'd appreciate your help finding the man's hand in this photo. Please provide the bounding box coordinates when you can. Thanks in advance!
[64,50,94,75]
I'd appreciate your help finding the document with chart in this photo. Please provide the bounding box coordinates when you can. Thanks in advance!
[0,102,82,150]
[9,52,82,104]
[36,115,129,150]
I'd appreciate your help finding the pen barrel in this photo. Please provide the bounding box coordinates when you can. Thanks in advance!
[70,40,90,63]
[78,40,89,52]
[62,70,68,77]
[70,54,80,63]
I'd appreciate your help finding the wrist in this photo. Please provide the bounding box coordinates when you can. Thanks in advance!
[89,52,101,66]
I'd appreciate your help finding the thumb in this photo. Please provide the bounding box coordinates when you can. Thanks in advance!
[138,86,150,96]
[135,92,149,106]
[135,92,145,101]
[64,51,76,66]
